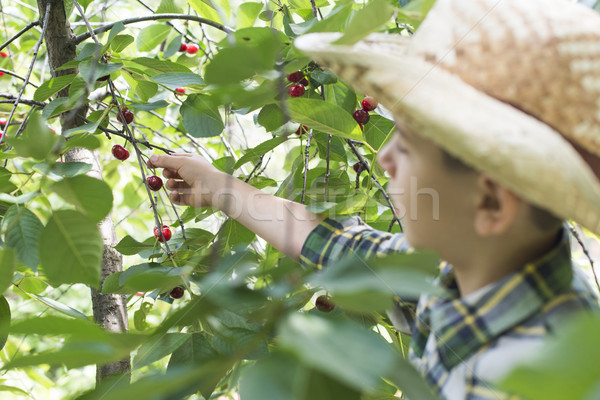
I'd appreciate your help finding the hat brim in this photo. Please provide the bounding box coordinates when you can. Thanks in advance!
[295,33,600,235]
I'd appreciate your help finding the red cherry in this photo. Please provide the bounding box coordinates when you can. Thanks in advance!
[112,144,130,161]
[169,286,184,299]
[146,175,163,191]
[0,52,7,58]
[96,74,109,82]
[0,72,4,77]
[299,77,309,87]
[116,107,134,125]
[295,125,308,136]
[353,162,366,174]
[186,44,199,54]
[361,96,378,111]
[315,295,335,312]
[353,109,370,125]
[0,118,6,127]
[175,87,186,95]
[154,224,172,242]
[286,70,304,83]
[179,43,188,52]
[288,84,305,97]
[136,292,144,297]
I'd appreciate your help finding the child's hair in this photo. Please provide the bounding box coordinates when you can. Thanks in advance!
[441,150,563,232]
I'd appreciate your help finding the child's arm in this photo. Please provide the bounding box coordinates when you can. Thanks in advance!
[148,153,325,259]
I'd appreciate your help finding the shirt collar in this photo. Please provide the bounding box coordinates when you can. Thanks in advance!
[411,229,573,370]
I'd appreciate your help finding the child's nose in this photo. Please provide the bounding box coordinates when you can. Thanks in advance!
[377,141,395,178]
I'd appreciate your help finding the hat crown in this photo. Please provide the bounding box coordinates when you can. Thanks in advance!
[409,0,600,157]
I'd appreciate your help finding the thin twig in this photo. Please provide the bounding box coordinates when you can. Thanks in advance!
[0,2,51,146]
[567,222,600,294]
[75,14,234,44]
[0,20,40,52]
[0,69,39,87]
[107,80,173,255]
[0,96,46,108]
[301,129,313,204]
[346,139,402,231]
[244,155,264,183]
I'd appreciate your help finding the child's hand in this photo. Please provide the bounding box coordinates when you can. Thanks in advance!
[147,153,224,208]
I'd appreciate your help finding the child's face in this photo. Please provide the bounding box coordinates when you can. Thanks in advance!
[377,122,479,251]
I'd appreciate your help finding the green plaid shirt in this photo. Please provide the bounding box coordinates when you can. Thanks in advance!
[300,217,600,399]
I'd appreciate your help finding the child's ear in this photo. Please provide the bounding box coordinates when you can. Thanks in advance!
[474,175,519,237]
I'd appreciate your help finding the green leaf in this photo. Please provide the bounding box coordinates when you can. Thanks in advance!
[278,313,399,391]
[240,353,361,400]
[10,315,105,339]
[167,332,218,369]
[0,295,10,351]
[33,161,93,180]
[39,210,103,288]
[24,292,88,320]
[7,111,60,160]
[129,100,169,111]
[180,94,224,138]
[137,24,172,52]
[234,136,287,169]
[79,60,123,83]
[325,80,356,113]
[499,314,600,400]
[257,104,285,132]
[204,47,263,85]
[306,2,353,34]
[33,74,76,102]
[163,35,183,59]
[77,0,95,11]
[3,205,43,270]
[364,115,395,150]
[117,263,191,293]
[310,69,338,85]
[308,252,443,312]
[287,98,363,140]
[122,72,158,103]
[0,249,15,294]
[151,73,204,89]
[110,34,134,52]
[0,385,28,396]
[188,0,225,24]
[42,97,71,119]
[332,0,395,45]
[133,333,191,370]
[61,133,101,152]
[157,0,182,14]
[0,167,16,193]
[237,2,263,29]
[50,175,113,223]
[129,57,193,74]
[4,340,127,369]
[114,235,154,256]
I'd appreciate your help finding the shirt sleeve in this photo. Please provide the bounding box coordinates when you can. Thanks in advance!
[299,216,412,269]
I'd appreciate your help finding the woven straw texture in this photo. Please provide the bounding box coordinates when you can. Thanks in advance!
[294,0,600,236]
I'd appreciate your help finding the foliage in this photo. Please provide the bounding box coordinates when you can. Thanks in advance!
[0,0,598,399]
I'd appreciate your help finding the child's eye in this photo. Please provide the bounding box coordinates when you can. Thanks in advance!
[396,143,408,154]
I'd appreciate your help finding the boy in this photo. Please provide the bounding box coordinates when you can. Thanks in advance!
[148,0,600,397]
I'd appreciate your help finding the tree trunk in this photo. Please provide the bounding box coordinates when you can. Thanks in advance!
[36,0,131,384]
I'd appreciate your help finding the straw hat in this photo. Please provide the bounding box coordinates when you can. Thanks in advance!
[294,0,600,236]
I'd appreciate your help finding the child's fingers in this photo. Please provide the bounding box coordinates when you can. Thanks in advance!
[165,179,189,191]
[147,153,192,170]
[162,169,181,179]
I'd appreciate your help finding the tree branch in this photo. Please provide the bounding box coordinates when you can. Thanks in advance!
[74,14,234,45]
[0,69,39,87]
[0,20,40,52]
[302,129,313,204]
[0,93,46,108]
[0,3,50,146]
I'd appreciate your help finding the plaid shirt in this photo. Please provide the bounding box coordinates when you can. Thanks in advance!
[300,217,600,400]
